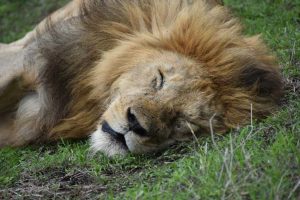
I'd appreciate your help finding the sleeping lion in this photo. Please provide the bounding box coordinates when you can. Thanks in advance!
[0,0,282,156]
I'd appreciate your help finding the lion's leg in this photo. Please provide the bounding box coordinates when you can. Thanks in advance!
[0,0,81,101]
[0,93,41,147]
[0,0,83,147]
[0,84,59,147]
[0,37,45,147]
[1,0,81,94]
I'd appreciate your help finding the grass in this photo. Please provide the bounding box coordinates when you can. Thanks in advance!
[0,0,299,199]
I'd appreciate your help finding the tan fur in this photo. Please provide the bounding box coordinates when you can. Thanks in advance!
[0,0,282,156]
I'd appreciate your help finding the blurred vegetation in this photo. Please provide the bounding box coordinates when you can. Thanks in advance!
[0,0,68,43]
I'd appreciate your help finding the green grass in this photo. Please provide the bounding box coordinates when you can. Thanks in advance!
[0,0,69,43]
[0,0,299,199]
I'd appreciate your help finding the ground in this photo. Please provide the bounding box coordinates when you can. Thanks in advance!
[0,0,299,199]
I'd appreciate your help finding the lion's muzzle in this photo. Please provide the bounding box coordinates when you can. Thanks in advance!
[91,96,176,155]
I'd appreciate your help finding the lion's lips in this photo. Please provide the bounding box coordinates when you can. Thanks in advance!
[102,121,127,148]
[102,121,123,136]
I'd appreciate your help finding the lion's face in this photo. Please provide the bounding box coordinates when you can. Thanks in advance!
[87,0,282,156]
[91,47,221,156]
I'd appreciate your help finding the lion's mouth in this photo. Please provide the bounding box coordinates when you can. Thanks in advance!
[102,121,128,148]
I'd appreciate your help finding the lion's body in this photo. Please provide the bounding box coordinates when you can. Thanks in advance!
[0,0,282,155]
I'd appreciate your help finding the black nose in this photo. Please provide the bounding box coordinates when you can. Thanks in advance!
[127,108,148,136]
[102,121,126,145]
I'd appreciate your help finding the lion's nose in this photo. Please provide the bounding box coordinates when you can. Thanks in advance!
[127,107,148,136]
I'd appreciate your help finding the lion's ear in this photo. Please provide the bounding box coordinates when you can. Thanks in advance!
[234,36,283,101]
[237,59,283,103]
[221,61,283,128]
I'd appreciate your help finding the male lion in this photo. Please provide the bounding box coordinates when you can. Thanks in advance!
[0,0,282,156]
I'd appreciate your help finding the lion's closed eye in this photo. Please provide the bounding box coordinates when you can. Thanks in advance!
[152,70,165,90]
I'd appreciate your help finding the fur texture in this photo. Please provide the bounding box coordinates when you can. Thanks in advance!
[0,0,282,156]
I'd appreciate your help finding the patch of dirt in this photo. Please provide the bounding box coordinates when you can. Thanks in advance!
[0,167,106,199]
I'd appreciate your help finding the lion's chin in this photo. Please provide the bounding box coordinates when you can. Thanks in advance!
[90,128,129,157]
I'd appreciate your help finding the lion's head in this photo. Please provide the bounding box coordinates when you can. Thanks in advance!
[37,0,281,156]
[89,22,282,156]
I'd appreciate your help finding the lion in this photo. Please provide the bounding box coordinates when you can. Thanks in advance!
[0,0,282,156]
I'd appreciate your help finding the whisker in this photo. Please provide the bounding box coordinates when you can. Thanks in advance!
[186,121,200,146]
